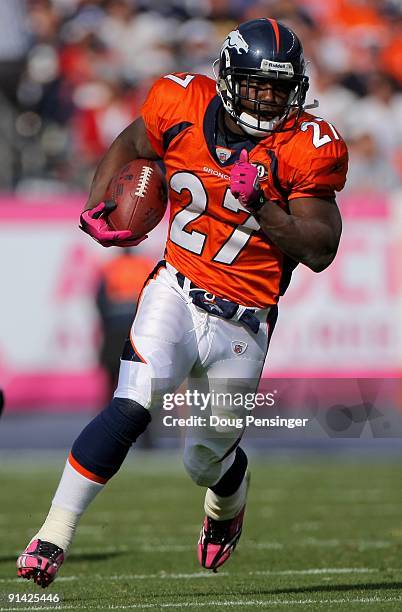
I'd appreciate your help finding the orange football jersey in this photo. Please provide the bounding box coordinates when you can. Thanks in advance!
[141,73,348,308]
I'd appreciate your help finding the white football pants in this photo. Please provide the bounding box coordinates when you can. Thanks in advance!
[114,262,276,487]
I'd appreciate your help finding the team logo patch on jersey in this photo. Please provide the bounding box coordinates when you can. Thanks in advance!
[231,341,248,355]
[254,162,268,178]
[216,146,234,163]
[222,30,249,55]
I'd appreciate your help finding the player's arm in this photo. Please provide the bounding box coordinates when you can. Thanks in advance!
[231,148,345,272]
[254,196,342,272]
[80,117,159,247]
[84,117,159,212]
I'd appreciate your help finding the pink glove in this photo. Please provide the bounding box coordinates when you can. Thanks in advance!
[230,149,265,211]
[79,202,147,248]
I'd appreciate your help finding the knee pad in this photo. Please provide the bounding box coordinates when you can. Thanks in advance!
[183,445,248,492]
[183,444,223,487]
[101,397,151,445]
[71,398,151,481]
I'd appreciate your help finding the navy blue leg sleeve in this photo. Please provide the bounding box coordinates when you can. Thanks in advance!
[71,398,151,481]
[210,447,248,497]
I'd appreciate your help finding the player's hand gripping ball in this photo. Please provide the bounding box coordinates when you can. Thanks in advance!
[80,202,145,248]
[230,149,265,211]
[107,159,167,238]
[80,159,168,247]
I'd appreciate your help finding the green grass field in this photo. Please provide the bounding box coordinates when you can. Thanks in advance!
[0,453,402,611]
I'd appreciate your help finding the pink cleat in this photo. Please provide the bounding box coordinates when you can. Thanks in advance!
[17,539,64,588]
[198,506,245,571]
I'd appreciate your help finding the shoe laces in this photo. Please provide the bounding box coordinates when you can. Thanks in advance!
[37,541,62,561]
[205,517,232,544]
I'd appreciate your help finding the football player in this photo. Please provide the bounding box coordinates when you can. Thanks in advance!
[17,18,348,585]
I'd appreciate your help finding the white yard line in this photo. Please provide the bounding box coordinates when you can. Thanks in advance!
[130,539,394,552]
[108,597,402,609]
[1,537,396,563]
[0,545,130,559]
[1,571,226,584]
[72,545,130,555]
[250,568,380,576]
[4,533,398,554]
[1,595,402,611]
[136,544,192,552]
[2,566,402,584]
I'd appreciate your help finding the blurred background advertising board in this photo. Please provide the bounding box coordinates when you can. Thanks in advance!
[0,196,166,408]
[0,190,401,409]
[268,190,402,377]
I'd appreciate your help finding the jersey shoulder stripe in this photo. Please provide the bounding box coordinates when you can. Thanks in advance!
[141,73,216,157]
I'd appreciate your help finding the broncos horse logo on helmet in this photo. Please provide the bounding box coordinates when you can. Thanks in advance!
[215,18,314,136]
[222,30,249,55]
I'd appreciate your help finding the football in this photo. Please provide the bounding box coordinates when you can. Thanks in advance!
[106,159,168,239]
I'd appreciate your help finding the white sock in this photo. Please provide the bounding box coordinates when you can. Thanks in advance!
[33,505,80,552]
[31,459,105,552]
[204,470,250,521]
[52,459,105,514]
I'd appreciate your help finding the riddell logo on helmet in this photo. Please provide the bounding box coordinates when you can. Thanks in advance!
[260,59,294,77]
[222,30,249,55]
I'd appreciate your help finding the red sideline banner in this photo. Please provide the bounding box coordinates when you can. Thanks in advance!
[0,192,400,409]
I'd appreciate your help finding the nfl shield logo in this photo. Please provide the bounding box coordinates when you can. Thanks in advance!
[231,341,247,355]
[216,146,233,163]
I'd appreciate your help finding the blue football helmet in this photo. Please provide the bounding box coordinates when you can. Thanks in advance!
[215,18,312,136]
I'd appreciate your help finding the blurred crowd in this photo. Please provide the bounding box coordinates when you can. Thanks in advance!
[1,0,402,195]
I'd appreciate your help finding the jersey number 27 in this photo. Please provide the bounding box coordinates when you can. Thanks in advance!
[169,172,259,265]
